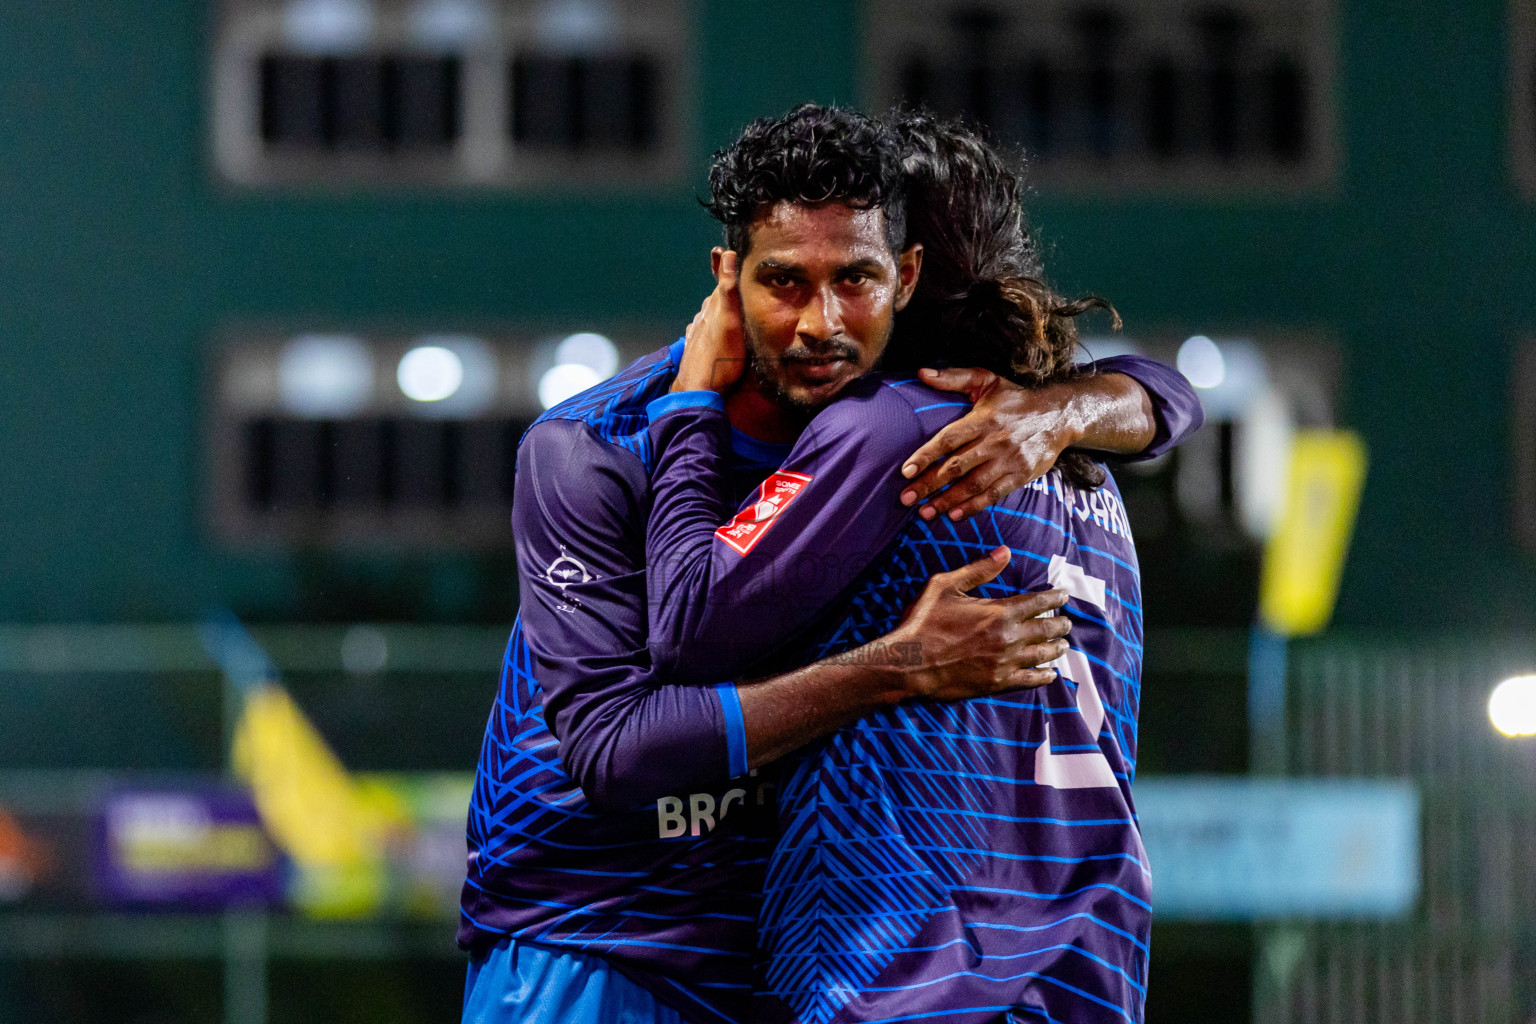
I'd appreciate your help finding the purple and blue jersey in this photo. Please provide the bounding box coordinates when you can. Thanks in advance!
[460,342,774,1024]
[460,339,1201,1024]
[645,374,1159,1024]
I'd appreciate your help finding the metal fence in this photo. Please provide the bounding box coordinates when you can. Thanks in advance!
[1256,635,1536,1024]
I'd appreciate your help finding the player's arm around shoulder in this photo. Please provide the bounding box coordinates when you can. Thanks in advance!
[642,371,941,685]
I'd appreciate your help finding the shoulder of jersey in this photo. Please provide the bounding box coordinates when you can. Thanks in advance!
[809,372,960,418]
[522,344,678,467]
[871,373,971,413]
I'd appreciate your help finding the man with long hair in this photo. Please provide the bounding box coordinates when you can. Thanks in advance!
[461,105,1198,1024]
[646,110,1170,1022]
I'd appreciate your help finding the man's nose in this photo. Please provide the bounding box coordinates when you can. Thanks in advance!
[797,286,845,343]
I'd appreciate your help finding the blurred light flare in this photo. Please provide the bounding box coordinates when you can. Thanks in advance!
[539,363,602,409]
[1177,335,1227,389]
[278,334,374,417]
[533,0,617,48]
[1489,675,1536,737]
[409,335,496,416]
[340,626,389,676]
[284,0,376,52]
[406,0,492,47]
[556,332,620,377]
[397,346,464,402]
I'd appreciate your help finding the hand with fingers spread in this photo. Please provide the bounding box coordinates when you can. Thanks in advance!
[887,546,1071,701]
[896,365,1159,522]
[672,248,748,394]
[898,367,1083,522]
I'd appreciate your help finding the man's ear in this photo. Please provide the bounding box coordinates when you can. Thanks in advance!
[710,246,724,280]
[894,243,924,312]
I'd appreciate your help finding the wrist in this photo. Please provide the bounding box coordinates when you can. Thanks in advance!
[818,637,921,705]
[878,627,934,703]
[1045,381,1089,451]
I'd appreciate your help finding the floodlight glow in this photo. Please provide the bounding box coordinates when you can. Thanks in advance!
[406,0,491,46]
[1489,675,1536,737]
[1177,335,1226,389]
[539,362,602,409]
[340,625,389,675]
[556,332,620,378]
[278,334,374,417]
[284,0,376,52]
[398,345,464,402]
[533,0,617,47]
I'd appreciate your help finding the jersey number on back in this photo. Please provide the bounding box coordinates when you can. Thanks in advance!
[1035,555,1119,790]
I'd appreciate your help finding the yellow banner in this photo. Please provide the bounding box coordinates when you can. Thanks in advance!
[231,684,400,917]
[1258,430,1368,637]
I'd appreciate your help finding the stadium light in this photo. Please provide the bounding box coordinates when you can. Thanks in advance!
[284,0,376,52]
[278,334,374,417]
[533,0,618,47]
[397,345,464,403]
[1488,674,1536,737]
[539,363,602,409]
[1177,335,1226,389]
[406,0,492,46]
[556,332,620,377]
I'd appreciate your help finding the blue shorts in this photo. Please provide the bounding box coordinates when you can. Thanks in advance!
[462,939,690,1024]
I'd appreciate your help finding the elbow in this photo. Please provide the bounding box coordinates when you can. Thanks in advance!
[559,734,665,814]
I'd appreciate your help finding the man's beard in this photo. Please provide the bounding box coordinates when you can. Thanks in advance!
[742,316,883,414]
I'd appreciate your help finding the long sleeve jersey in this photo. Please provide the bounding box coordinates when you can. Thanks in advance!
[459,340,1202,1024]
[645,375,1161,1024]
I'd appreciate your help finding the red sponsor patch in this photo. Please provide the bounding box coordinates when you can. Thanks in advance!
[714,470,813,555]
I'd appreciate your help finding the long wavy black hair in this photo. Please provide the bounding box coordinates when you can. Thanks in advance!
[883,111,1118,489]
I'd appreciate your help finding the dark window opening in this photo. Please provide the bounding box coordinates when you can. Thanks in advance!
[236,416,529,520]
[510,52,660,152]
[1267,57,1307,162]
[1145,62,1180,160]
[889,4,1314,171]
[258,54,463,153]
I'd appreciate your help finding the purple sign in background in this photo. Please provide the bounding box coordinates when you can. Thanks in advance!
[96,786,284,908]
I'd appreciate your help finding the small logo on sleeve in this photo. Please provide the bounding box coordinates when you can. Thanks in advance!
[714,471,813,555]
[544,546,597,612]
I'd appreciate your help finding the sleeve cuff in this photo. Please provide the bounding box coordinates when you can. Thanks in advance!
[714,681,749,778]
[647,390,725,423]
[1085,356,1195,461]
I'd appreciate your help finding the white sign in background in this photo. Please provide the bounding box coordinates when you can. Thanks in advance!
[1135,777,1420,920]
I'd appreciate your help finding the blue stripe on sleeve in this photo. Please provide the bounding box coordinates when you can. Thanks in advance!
[715,682,749,778]
[646,390,725,422]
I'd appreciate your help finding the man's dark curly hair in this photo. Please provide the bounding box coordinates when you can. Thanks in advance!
[705,104,908,256]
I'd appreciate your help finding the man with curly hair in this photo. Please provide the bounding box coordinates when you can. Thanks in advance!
[459,105,1199,1024]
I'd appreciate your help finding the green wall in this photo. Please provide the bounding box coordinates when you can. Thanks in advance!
[0,0,1532,627]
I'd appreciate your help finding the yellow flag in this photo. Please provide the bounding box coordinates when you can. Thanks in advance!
[1259,430,1368,637]
[231,684,397,917]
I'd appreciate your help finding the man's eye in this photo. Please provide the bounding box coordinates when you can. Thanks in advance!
[845,273,869,286]
[769,274,796,288]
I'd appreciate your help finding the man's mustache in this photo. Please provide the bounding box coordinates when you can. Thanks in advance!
[776,341,859,364]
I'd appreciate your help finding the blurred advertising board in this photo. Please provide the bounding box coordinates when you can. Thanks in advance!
[0,807,44,903]
[284,772,471,920]
[95,786,283,908]
[1136,777,1419,919]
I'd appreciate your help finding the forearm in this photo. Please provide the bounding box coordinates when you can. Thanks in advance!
[736,642,911,769]
[1062,372,1157,455]
[1087,354,1205,458]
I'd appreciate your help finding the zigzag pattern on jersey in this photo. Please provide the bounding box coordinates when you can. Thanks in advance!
[761,507,1147,1024]
[761,516,1016,1024]
[471,343,681,866]
[467,618,592,869]
[524,342,680,470]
